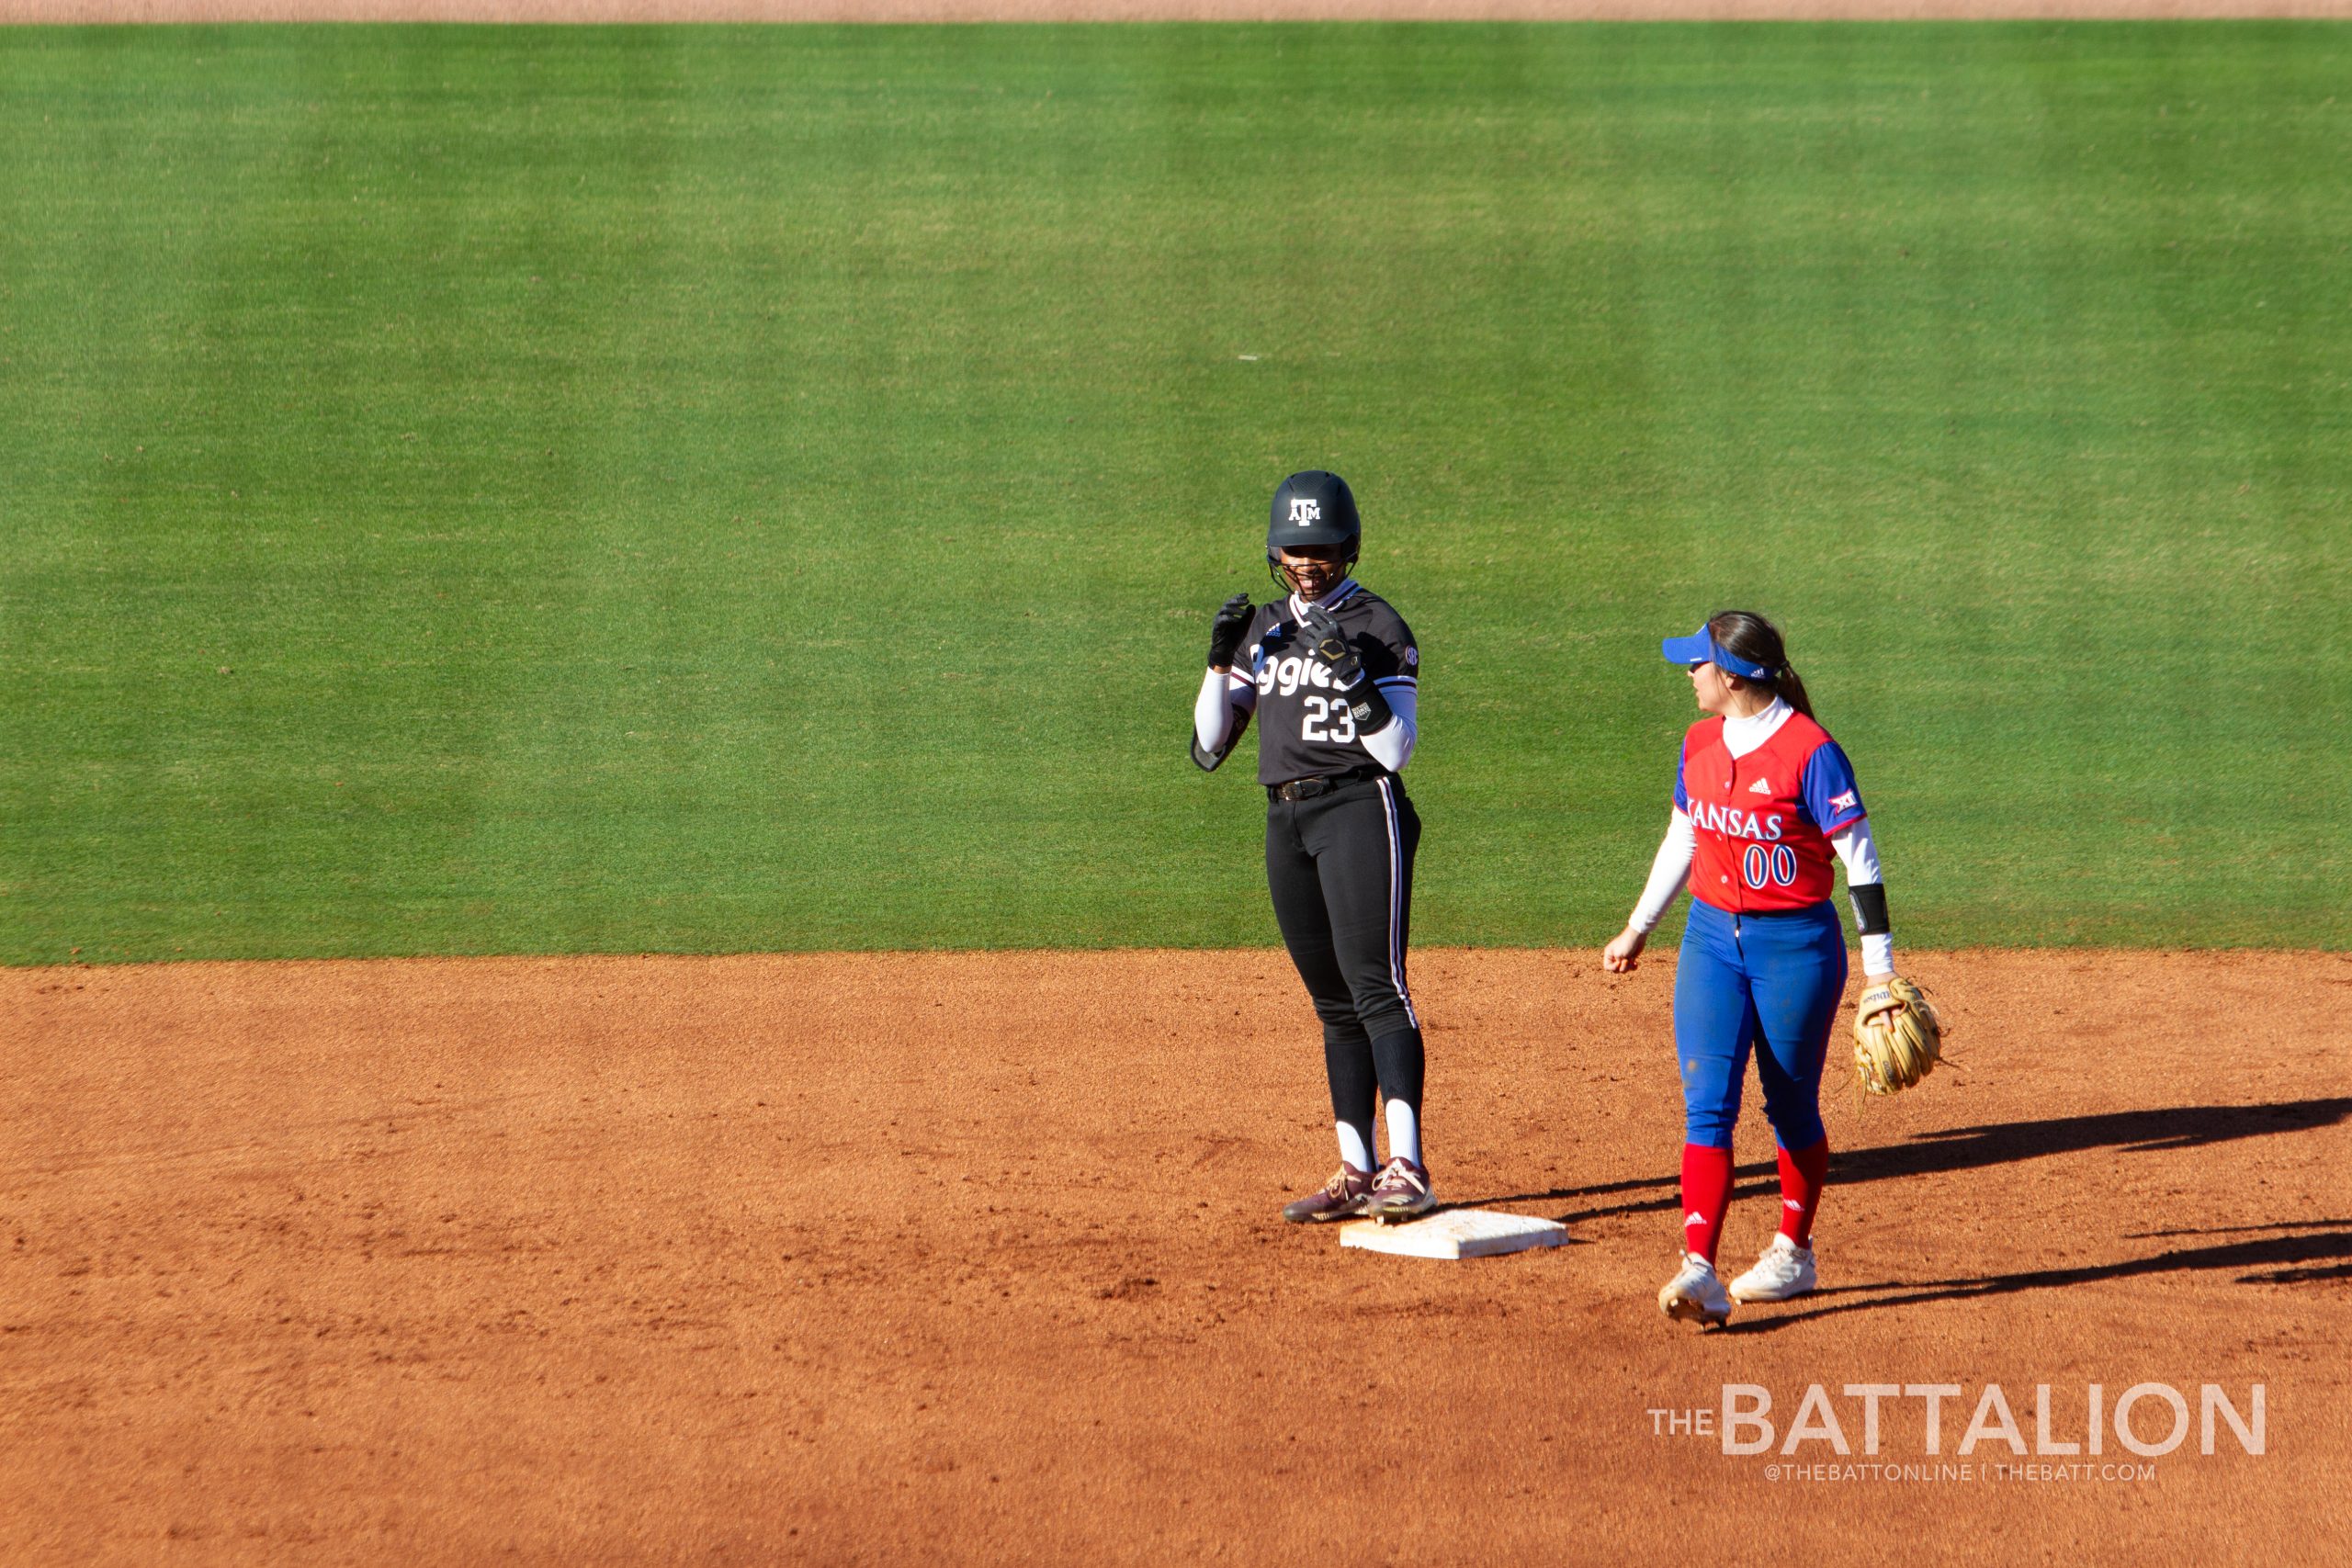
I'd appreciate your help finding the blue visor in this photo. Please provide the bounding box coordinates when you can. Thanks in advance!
[1661,626,1774,681]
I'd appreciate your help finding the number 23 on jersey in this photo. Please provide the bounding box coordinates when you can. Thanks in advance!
[1259,652,1358,743]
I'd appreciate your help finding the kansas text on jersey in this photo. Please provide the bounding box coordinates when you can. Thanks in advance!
[1675,710,1865,911]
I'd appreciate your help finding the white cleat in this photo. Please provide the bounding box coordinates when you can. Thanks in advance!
[1657,1252,1732,1327]
[1728,1235,1818,1303]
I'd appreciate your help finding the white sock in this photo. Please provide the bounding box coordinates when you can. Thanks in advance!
[1385,1100,1422,1168]
[1335,1122,1374,1173]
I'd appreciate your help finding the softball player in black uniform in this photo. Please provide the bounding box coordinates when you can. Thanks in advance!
[1191,471,1432,1224]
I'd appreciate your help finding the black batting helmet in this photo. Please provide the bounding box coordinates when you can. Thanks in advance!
[1265,470,1361,593]
[1267,470,1360,551]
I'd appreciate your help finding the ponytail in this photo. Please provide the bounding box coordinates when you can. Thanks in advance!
[1773,663,1815,719]
[1705,609,1815,718]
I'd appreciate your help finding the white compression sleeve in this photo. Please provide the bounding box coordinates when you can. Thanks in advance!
[1357,681,1418,773]
[1194,668,1250,753]
[1831,818,1894,976]
[1629,810,1697,933]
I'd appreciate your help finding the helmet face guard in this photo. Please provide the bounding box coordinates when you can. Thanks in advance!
[1265,469,1361,599]
[1267,540,1360,598]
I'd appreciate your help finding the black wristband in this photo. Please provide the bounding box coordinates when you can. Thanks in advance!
[1339,671,1394,734]
[1848,882,1891,937]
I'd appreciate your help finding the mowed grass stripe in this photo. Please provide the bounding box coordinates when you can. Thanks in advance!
[2,24,2346,963]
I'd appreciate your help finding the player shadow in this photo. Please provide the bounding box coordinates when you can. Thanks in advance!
[1725,1221,2352,1335]
[1448,1096,2352,1229]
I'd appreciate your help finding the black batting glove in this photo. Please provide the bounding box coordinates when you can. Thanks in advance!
[1299,606,1394,733]
[1208,592,1253,670]
[1299,606,1363,683]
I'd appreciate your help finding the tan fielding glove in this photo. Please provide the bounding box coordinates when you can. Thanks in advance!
[1852,976,1943,1096]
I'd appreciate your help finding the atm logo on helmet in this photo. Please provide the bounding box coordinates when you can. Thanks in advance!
[1288,498,1321,524]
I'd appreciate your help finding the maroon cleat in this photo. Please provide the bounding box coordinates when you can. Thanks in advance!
[1363,1156,1435,1224]
[1282,1164,1376,1224]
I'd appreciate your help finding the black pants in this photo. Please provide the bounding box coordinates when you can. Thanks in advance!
[1265,773,1424,1139]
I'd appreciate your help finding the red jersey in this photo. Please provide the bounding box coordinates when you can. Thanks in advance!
[1675,710,1867,914]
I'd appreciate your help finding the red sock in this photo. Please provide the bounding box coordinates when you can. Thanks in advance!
[1679,1144,1735,1264]
[1777,1137,1830,1247]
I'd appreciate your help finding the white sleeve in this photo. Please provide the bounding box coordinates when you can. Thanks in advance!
[1831,818,1894,976]
[1193,667,1255,754]
[1358,679,1418,773]
[1628,809,1697,934]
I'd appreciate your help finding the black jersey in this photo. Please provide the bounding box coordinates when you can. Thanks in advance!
[1240,581,1419,785]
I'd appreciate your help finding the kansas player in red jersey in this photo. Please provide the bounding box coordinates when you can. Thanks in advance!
[1600,611,1905,1327]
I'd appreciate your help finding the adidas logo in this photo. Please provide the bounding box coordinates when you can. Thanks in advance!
[1684,1212,1707,1227]
[1747,777,1771,795]
[1783,1198,1805,1212]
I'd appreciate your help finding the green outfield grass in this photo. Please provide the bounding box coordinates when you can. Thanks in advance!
[3,22,2346,964]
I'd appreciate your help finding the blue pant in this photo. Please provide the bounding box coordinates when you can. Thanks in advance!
[1674,899,1848,1151]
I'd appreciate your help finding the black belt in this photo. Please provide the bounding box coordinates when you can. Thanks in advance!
[1268,766,1385,803]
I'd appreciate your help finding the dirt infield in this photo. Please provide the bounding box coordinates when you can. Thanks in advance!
[6,947,2346,1564]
